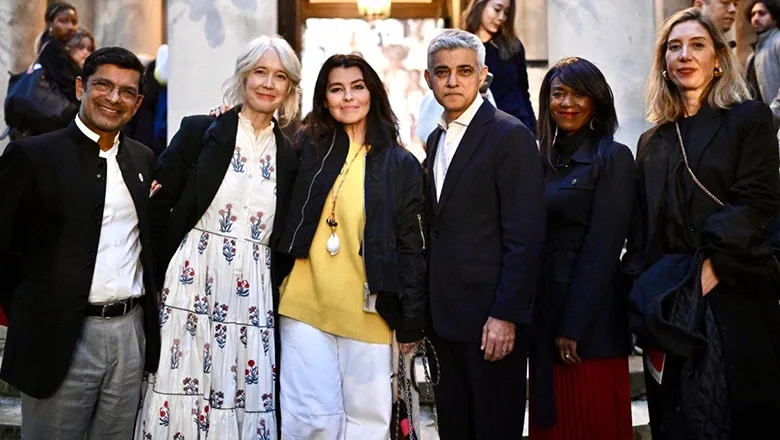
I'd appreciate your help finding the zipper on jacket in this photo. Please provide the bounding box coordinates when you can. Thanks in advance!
[288,131,337,253]
[362,152,369,293]
[417,213,426,251]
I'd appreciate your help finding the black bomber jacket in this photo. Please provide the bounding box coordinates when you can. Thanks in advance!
[277,129,428,342]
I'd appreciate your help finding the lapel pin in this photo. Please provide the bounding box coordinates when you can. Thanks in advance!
[138,173,144,182]
[149,180,162,198]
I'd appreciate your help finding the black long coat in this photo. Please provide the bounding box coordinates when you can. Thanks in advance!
[623,100,780,439]
[532,134,635,426]
[0,122,161,398]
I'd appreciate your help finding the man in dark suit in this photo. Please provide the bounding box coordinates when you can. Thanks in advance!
[423,29,545,439]
[0,47,160,439]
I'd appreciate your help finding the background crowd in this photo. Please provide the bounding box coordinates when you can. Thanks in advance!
[1,1,780,440]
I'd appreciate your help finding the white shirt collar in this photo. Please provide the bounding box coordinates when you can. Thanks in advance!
[437,93,484,131]
[75,116,120,157]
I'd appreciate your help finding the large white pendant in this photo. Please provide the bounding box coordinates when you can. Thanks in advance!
[326,232,341,256]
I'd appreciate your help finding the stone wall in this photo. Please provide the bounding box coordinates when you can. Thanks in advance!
[548,0,656,152]
[166,0,277,140]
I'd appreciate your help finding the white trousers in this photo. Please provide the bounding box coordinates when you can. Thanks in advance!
[280,316,392,440]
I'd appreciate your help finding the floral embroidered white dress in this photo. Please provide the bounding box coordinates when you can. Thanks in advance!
[136,115,278,440]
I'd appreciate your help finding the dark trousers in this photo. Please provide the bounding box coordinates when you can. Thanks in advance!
[429,328,528,440]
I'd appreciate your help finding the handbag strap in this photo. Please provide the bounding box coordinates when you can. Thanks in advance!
[26,41,51,73]
[674,122,724,207]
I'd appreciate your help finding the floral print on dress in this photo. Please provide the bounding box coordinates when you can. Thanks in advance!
[212,303,228,322]
[253,244,260,263]
[198,406,210,433]
[215,324,227,349]
[179,261,195,285]
[240,326,248,347]
[259,154,274,179]
[198,232,210,254]
[159,401,170,426]
[182,377,199,395]
[159,306,171,327]
[211,391,224,409]
[170,339,182,370]
[262,393,273,411]
[186,313,198,337]
[249,306,260,327]
[249,211,267,240]
[245,360,259,385]
[261,329,271,355]
[231,147,248,173]
[235,389,245,408]
[218,204,237,233]
[222,238,236,263]
[136,124,278,440]
[258,419,272,440]
[203,343,212,374]
[236,276,250,297]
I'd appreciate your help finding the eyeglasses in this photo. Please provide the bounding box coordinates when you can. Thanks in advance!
[88,78,140,102]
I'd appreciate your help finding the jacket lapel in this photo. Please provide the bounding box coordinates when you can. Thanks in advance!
[436,101,494,216]
[642,124,674,245]
[116,137,149,229]
[195,110,239,218]
[686,105,722,173]
[270,123,295,248]
[425,127,443,214]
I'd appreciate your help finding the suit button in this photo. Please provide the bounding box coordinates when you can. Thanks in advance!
[98,161,106,168]
[94,204,103,211]
[688,222,698,232]
[94,215,102,223]
[97,173,103,180]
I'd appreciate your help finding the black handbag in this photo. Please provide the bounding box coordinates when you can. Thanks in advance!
[4,42,78,135]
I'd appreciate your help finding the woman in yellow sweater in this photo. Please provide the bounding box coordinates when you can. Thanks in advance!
[276,54,427,439]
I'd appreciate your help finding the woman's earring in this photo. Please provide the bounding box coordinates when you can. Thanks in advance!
[662,70,668,80]
[589,117,597,131]
[714,66,723,77]
[552,126,559,146]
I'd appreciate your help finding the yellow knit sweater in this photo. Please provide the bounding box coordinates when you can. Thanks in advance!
[279,142,392,345]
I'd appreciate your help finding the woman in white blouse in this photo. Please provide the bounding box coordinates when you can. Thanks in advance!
[135,35,301,440]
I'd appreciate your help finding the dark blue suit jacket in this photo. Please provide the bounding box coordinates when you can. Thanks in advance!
[425,100,545,342]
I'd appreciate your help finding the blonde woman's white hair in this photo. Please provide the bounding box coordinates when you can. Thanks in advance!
[646,8,751,125]
[222,35,301,126]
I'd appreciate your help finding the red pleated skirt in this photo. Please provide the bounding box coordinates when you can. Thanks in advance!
[529,357,633,440]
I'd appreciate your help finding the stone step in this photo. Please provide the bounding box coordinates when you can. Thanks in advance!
[418,398,651,439]
[0,396,20,440]
[416,355,647,404]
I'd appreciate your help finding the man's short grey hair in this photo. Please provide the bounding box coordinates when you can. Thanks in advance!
[222,35,302,126]
[426,29,486,73]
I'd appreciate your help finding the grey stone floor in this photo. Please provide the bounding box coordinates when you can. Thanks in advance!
[419,400,649,439]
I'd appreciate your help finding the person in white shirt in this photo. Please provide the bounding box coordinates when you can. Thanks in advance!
[0,47,159,439]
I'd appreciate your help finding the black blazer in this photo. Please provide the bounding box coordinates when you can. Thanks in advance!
[425,100,545,342]
[0,121,161,398]
[150,107,297,299]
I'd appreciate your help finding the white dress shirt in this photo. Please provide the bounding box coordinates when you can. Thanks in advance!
[433,94,484,201]
[76,117,145,304]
